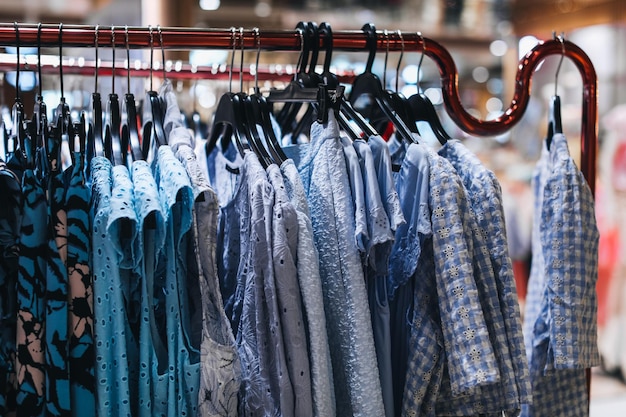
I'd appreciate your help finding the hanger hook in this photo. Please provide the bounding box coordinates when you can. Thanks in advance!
[239,27,244,92]
[396,30,404,92]
[361,23,377,73]
[157,25,166,80]
[148,25,154,91]
[37,23,43,98]
[416,31,426,93]
[13,22,20,102]
[553,31,565,97]
[111,26,116,95]
[94,24,99,94]
[125,25,131,94]
[253,27,261,93]
[383,29,390,88]
[228,27,236,92]
[58,23,64,101]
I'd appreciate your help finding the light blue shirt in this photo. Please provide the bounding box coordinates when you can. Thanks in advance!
[522,134,600,417]
[299,111,385,417]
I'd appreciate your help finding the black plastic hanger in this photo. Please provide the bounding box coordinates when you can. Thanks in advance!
[546,32,565,149]
[232,27,272,168]
[122,25,143,162]
[247,27,288,165]
[88,25,105,167]
[407,32,450,145]
[348,24,415,143]
[274,21,312,131]
[103,26,121,165]
[206,28,252,158]
[33,23,48,153]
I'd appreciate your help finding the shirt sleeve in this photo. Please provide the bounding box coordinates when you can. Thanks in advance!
[428,154,500,396]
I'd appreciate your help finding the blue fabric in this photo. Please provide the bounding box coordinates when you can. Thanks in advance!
[299,111,385,417]
[367,135,405,233]
[176,145,242,417]
[66,153,96,416]
[435,140,531,415]
[402,145,500,416]
[92,158,140,417]
[281,159,336,417]
[236,151,291,416]
[130,160,169,417]
[339,135,368,253]
[352,138,395,417]
[0,161,20,415]
[45,167,71,417]
[16,167,48,417]
[212,144,246,335]
[267,164,313,417]
[522,134,600,417]
[152,145,200,417]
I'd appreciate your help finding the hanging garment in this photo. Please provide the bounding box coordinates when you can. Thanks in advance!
[0,159,21,416]
[16,163,48,417]
[298,110,385,417]
[280,159,336,417]
[181,148,242,417]
[45,157,71,417]
[161,82,242,416]
[437,139,531,415]
[522,133,600,417]
[352,137,395,417]
[65,152,96,416]
[130,159,169,417]
[152,145,200,417]
[400,144,499,416]
[92,158,141,417]
[266,164,313,417]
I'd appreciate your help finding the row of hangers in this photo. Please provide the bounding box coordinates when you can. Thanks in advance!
[1,22,172,176]
[207,22,455,171]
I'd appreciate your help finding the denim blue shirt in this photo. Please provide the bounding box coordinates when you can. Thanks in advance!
[299,111,385,417]
[522,134,600,417]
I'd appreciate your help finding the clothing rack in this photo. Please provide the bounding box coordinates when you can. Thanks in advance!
[0,23,597,194]
[0,22,599,409]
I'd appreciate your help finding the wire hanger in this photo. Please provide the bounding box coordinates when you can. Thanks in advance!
[407,31,450,145]
[238,27,274,168]
[88,24,105,164]
[547,31,565,149]
[11,22,28,167]
[104,26,121,164]
[122,25,142,162]
[247,26,288,165]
